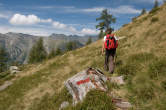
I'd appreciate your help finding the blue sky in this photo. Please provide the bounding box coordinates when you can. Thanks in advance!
[0,0,163,36]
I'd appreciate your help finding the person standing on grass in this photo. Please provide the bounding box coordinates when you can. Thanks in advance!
[102,28,118,74]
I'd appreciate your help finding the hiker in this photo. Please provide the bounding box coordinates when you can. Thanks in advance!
[102,28,118,74]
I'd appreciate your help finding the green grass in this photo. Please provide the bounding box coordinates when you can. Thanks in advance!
[0,57,67,110]
[67,90,115,110]
[0,71,15,86]
[148,57,166,79]
[29,87,115,110]
[29,87,72,110]
[1,3,166,110]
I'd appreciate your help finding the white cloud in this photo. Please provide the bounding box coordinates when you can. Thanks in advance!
[82,7,105,13]
[0,14,9,19]
[0,25,99,36]
[68,26,77,32]
[80,28,99,35]
[9,14,52,25]
[0,26,51,36]
[109,5,141,14]
[8,13,99,36]
[132,0,163,3]
[62,5,141,15]
[52,21,67,29]
[84,6,141,14]
[40,19,52,23]
[52,21,79,34]
[37,6,75,9]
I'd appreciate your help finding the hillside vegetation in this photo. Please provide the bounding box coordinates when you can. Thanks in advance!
[0,3,166,110]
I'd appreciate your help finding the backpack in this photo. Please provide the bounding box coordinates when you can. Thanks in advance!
[104,34,118,49]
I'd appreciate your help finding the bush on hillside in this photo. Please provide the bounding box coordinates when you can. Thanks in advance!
[161,80,166,91]
[122,23,129,27]
[151,17,159,23]
[149,7,160,14]
[86,37,92,45]
[132,17,138,22]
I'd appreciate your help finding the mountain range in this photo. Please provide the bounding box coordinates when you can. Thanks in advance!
[0,32,98,64]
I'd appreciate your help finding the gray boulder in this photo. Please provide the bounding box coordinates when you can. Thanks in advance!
[59,101,69,110]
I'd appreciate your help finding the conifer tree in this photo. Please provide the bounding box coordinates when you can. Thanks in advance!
[98,30,105,39]
[86,37,92,45]
[154,0,159,9]
[0,46,8,72]
[65,41,77,51]
[141,8,147,15]
[28,37,47,63]
[48,48,56,59]
[96,9,116,40]
[96,9,116,31]
[55,48,61,55]
[66,41,73,51]
[163,0,166,4]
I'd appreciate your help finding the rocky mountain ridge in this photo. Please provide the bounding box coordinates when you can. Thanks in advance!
[0,32,97,64]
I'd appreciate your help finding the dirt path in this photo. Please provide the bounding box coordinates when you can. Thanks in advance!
[0,81,13,92]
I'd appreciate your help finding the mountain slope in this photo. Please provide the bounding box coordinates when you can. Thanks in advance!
[0,4,166,110]
[0,33,97,64]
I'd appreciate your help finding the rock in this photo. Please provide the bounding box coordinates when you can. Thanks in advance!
[65,68,107,105]
[65,68,131,109]
[0,81,13,91]
[10,66,18,70]
[109,76,125,85]
[59,101,69,110]
[115,101,132,109]
[10,66,20,74]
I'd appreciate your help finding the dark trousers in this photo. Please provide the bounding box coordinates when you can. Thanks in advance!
[105,49,116,74]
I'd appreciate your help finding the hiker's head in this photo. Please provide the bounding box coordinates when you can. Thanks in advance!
[106,28,113,34]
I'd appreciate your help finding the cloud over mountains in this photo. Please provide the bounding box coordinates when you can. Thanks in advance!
[8,13,99,36]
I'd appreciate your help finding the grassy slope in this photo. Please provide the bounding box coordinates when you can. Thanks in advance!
[115,4,166,110]
[0,4,166,110]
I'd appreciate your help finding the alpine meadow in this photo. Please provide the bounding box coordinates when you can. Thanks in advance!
[0,1,166,110]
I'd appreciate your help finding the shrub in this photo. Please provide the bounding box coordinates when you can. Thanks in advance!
[151,17,159,23]
[149,7,160,14]
[161,80,166,91]
[132,17,137,22]
[122,23,129,27]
